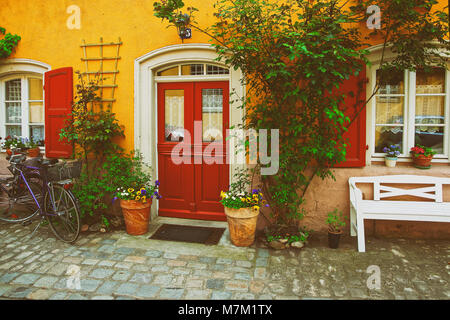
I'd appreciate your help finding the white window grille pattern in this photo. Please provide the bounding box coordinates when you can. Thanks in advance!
[372,67,448,157]
[1,76,44,143]
[156,64,229,77]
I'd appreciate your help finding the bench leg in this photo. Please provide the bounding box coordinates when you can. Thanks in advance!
[357,215,366,252]
[350,206,356,237]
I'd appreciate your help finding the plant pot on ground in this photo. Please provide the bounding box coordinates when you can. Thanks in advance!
[220,170,268,247]
[326,208,346,249]
[120,199,152,235]
[111,151,161,236]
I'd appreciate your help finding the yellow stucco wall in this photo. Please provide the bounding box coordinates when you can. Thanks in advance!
[0,0,216,151]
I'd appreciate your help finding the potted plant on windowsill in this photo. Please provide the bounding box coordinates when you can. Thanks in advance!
[25,137,41,157]
[1,135,26,156]
[220,169,269,247]
[410,145,436,169]
[383,144,401,168]
[112,152,162,235]
[326,208,346,249]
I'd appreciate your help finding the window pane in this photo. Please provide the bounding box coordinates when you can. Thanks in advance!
[206,65,229,75]
[375,96,404,124]
[30,126,44,143]
[29,102,44,123]
[5,102,21,123]
[416,69,445,94]
[157,66,178,76]
[375,126,403,153]
[376,70,404,94]
[5,79,21,101]
[415,126,444,154]
[181,64,204,75]
[202,88,223,142]
[5,125,21,138]
[415,96,445,124]
[28,78,43,100]
[165,89,184,142]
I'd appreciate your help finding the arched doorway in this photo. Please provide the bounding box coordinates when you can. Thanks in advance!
[134,44,245,221]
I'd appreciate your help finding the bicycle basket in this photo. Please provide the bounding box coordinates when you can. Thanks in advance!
[47,160,82,181]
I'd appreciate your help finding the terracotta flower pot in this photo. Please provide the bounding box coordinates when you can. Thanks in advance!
[412,154,433,169]
[120,199,152,235]
[328,229,342,249]
[27,147,40,157]
[224,207,260,247]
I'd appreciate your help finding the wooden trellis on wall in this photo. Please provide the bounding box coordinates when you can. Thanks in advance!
[80,37,122,109]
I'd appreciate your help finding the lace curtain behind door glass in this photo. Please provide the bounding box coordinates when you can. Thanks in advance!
[165,89,184,142]
[202,89,223,142]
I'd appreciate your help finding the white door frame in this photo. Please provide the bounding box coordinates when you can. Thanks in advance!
[134,43,245,218]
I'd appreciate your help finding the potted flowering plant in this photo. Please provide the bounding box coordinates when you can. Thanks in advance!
[410,144,436,169]
[326,208,346,249]
[1,136,26,155]
[220,169,268,247]
[383,144,401,167]
[112,152,162,235]
[25,137,41,157]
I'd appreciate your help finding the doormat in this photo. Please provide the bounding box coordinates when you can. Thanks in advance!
[149,224,225,245]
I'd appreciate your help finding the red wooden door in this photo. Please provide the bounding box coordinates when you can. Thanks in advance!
[44,67,73,158]
[157,81,229,221]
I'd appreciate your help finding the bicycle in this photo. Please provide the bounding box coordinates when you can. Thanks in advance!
[0,150,81,243]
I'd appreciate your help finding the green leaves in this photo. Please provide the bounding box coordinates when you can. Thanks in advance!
[0,26,21,59]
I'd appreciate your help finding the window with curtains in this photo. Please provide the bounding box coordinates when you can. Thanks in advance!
[0,75,45,144]
[373,67,449,159]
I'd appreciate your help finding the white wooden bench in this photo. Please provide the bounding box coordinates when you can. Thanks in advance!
[349,175,450,252]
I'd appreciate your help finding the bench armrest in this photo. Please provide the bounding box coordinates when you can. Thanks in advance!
[349,179,363,209]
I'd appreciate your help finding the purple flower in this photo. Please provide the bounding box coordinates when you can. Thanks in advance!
[155,180,160,186]
[112,196,118,203]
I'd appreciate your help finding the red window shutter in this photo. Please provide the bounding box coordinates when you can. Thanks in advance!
[334,67,367,168]
[44,67,73,159]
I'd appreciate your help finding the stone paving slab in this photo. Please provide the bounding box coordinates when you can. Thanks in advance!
[0,219,448,300]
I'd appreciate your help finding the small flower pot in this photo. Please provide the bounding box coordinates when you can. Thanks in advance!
[224,207,260,247]
[328,229,342,249]
[412,155,433,169]
[27,147,40,157]
[120,199,152,235]
[385,156,398,168]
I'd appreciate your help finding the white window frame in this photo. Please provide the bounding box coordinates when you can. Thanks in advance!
[369,63,450,163]
[0,74,45,145]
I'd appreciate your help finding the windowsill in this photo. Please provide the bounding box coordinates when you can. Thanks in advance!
[371,156,450,164]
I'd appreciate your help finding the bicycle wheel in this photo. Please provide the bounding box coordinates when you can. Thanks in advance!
[45,184,80,243]
[0,180,42,223]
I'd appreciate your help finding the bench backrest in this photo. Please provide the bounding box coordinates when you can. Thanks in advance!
[349,175,450,203]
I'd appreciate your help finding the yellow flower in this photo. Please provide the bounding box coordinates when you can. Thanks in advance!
[252,205,260,211]
[240,197,246,202]
[128,188,134,193]
[220,191,226,199]
[142,196,146,202]
[135,196,141,201]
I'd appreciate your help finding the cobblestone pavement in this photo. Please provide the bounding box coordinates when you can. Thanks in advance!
[0,218,448,300]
